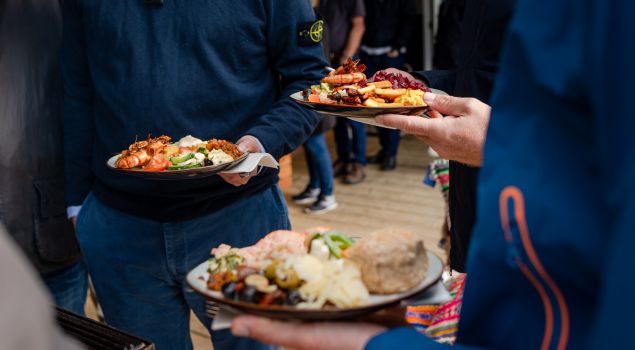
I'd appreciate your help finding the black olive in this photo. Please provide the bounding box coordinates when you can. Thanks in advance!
[285,290,302,305]
[221,282,238,300]
[203,158,213,166]
[238,285,261,304]
[302,88,312,100]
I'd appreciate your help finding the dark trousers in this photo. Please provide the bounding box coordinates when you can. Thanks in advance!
[361,51,406,156]
[41,260,88,315]
[304,133,335,195]
[76,188,288,350]
[334,118,367,165]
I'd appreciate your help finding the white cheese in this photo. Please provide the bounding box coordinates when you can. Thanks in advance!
[310,239,330,261]
[177,135,204,148]
[193,152,206,164]
[208,149,234,165]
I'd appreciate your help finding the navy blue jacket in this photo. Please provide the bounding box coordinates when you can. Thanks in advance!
[368,0,635,348]
[62,0,327,221]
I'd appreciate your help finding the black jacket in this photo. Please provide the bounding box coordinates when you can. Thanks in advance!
[418,0,516,272]
[0,0,81,274]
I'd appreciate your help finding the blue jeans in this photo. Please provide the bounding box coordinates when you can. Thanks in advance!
[304,133,335,196]
[361,52,406,156]
[334,118,367,165]
[41,260,88,315]
[76,187,289,350]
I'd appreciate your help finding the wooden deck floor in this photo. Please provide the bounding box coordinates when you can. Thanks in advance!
[88,131,447,349]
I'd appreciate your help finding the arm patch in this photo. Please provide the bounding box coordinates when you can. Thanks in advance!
[297,20,323,47]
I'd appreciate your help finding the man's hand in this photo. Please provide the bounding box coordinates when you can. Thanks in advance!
[71,217,77,229]
[217,135,262,186]
[231,315,385,350]
[376,93,491,166]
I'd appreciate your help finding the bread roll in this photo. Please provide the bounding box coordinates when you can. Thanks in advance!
[346,228,428,294]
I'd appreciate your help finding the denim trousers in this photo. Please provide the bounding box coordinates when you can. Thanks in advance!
[304,133,335,196]
[361,52,406,156]
[334,118,367,165]
[41,260,88,315]
[76,186,289,350]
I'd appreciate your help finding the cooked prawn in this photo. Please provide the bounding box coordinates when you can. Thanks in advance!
[321,58,367,85]
[321,72,366,85]
[115,135,171,169]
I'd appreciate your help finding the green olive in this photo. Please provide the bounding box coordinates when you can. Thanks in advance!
[275,269,300,289]
[264,261,279,280]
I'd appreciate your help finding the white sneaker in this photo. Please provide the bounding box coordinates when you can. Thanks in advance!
[292,187,320,204]
[305,195,338,215]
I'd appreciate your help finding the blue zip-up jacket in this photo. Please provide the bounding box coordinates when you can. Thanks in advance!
[61,0,327,222]
[367,0,635,349]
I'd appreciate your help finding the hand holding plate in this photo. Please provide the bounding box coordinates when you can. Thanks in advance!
[218,135,261,186]
[231,315,385,350]
[375,93,491,166]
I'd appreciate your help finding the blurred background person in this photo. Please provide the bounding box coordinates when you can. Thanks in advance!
[0,223,84,350]
[432,0,465,71]
[320,0,368,185]
[292,0,340,215]
[0,0,87,315]
[361,0,417,171]
[377,0,515,272]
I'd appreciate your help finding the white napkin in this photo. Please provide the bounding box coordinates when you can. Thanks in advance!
[210,279,451,331]
[221,153,279,174]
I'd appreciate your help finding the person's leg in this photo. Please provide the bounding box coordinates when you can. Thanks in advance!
[333,119,352,177]
[309,133,334,196]
[343,120,367,184]
[350,120,367,166]
[304,137,322,191]
[293,140,322,204]
[76,193,194,350]
[304,134,337,214]
[182,186,290,350]
[333,118,351,163]
[41,260,88,315]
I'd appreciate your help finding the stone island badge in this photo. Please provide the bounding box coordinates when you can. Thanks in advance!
[298,20,323,47]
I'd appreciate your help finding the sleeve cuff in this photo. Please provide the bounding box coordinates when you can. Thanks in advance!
[365,327,433,350]
[67,206,82,219]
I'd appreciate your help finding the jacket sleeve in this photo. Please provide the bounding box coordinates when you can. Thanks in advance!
[414,70,457,95]
[587,1,635,348]
[242,0,329,159]
[366,327,487,350]
[61,0,95,206]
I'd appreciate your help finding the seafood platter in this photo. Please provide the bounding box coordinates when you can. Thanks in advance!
[106,134,248,179]
[290,58,436,118]
[186,228,443,320]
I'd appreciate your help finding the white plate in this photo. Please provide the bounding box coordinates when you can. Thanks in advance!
[186,251,444,321]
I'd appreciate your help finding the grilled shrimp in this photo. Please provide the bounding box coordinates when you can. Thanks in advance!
[115,135,171,169]
[321,72,366,85]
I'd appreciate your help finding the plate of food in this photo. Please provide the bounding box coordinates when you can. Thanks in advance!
[107,135,248,180]
[290,58,442,119]
[186,228,443,321]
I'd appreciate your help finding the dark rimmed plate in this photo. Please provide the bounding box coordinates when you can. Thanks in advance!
[290,89,448,118]
[185,251,443,321]
[106,152,249,180]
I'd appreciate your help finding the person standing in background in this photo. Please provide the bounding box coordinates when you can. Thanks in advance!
[320,0,368,185]
[0,0,87,315]
[0,224,84,350]
[362,0,417,171]
[292,0,340,214]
